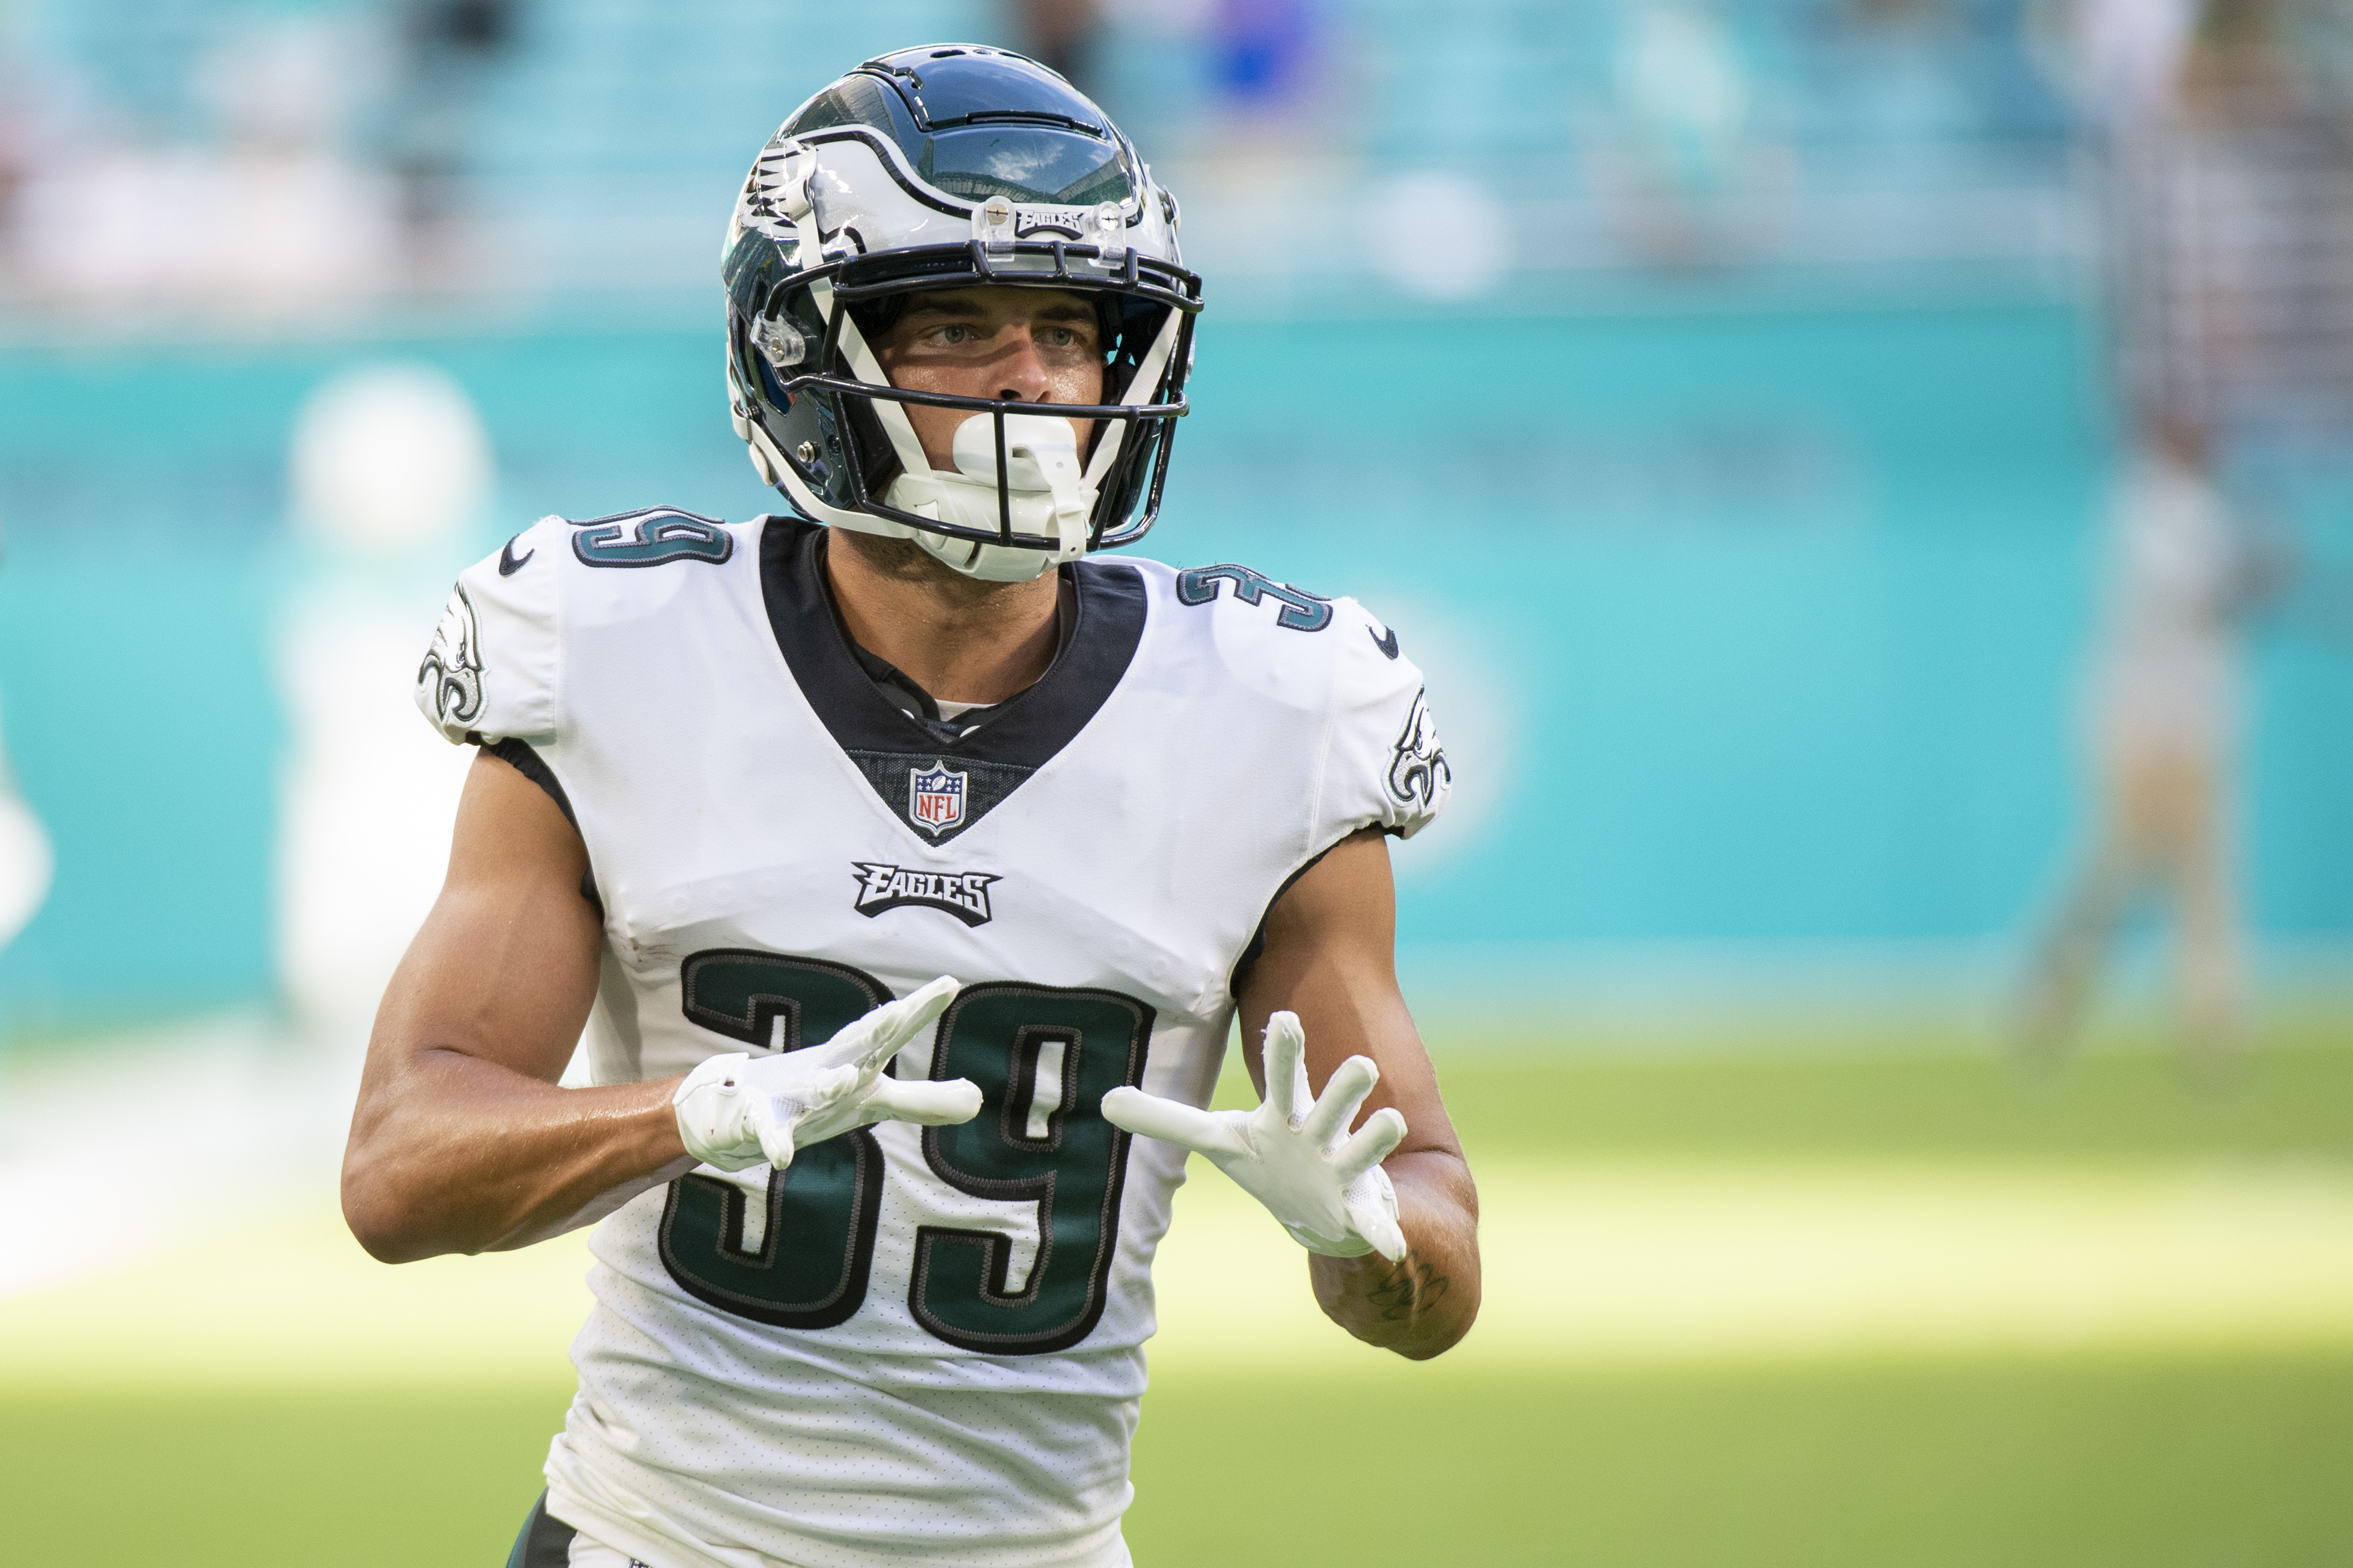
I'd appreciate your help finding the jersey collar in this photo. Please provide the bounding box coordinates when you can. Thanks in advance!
[758,516,1147,843]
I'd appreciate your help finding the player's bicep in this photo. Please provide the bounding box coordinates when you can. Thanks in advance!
[1235,828,1463,1161]
[370,747,602,1085]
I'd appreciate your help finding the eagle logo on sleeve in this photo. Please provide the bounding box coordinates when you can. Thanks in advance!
[418,585,486,727]
[1386,687,1451,810]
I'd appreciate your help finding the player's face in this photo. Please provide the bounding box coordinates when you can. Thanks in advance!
[871,287,1105,470]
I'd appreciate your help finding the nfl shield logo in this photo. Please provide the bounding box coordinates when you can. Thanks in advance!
[908,761,967,836]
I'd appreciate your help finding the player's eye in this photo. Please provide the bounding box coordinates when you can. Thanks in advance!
[933,324,975,346]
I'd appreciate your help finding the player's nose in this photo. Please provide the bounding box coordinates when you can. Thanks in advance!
[991,327,1054,402]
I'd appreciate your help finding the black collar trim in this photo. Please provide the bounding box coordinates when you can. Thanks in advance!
[759,516,1147,837]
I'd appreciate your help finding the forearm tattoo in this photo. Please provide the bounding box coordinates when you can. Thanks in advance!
[1362,1249,1450,1324]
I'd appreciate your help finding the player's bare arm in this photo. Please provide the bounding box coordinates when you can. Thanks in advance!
[342,748,680,1262]
[345,751,980,1262]
[1101,827,1478,1360]
[1239,828,1481,1359]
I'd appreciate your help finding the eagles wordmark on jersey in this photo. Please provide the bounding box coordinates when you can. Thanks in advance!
[417,511,1447,1567]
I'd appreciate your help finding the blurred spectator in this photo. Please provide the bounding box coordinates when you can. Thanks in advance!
[1585,0,1793,268]
[1848,0,1946,19]
[276,363,492,1053]
[0,61,31,274]
[1213,0,1316,112]
[0,3,529,313]
[0,618,51,957]
[2020,0,2351,1066]
[196,16,398,310]
[1152,0,1340,293]
[1013,0,1102,93]
[2019,405,2283,1066]
[388,0,522,281]
[1833,0,1976,152]
[0,744,48,958]
[2056,0,2353,424]
[14,13,395,315]
[0,500,48,955]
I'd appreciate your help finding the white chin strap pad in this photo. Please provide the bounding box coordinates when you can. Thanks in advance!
[884,411,1100,582]
[951,414,1093,556]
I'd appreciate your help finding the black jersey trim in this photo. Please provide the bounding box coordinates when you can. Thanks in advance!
[757,515,1147,840]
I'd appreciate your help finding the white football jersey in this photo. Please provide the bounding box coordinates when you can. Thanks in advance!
[416,511,1449,1568]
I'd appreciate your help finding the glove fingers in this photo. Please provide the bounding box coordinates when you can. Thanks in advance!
[886,974,962,1044]
[817,975,961,1074]
[861,1076,984,1127]
[1331,1105,1407,1183]
[1301,1054,1381,1148]
[1101,1087,1249,1157]
[1263,1012,1309,1125]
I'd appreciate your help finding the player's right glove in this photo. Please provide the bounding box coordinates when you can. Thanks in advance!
[1102,1010,1408,1262]
[673,974,981,1172]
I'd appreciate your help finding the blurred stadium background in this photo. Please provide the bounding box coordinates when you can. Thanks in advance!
[4,1,2353,1562]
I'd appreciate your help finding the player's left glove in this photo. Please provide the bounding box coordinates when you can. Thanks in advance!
[673,975,981,1172]
[1101,1010,1408,1262]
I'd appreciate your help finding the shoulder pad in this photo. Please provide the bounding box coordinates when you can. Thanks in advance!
[1150,558,1451,841]
[416,515,566,745]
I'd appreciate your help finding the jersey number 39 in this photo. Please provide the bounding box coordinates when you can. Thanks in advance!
[656,950,1153,1356]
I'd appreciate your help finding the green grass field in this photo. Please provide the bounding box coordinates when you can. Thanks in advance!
[6,1355,2349,1566]
[4,1032,2349,1565]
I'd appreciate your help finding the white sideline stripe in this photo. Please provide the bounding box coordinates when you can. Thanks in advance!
[1,1155,2351,1388]
[1152,1157,2353,1371]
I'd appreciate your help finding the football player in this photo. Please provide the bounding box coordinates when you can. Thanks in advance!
[343,45,1479,1568]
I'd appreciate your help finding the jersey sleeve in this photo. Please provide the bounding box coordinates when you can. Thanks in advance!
[414,516,563,746]
[1318,600,1452,842]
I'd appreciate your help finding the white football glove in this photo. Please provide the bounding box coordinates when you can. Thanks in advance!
[1102,1010,1408,1262]
[673,974,981,1172]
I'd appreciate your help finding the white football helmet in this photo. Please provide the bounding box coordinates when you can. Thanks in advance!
[722,45,1204,582]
